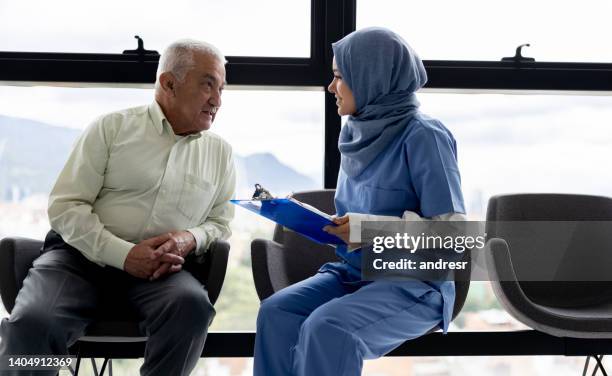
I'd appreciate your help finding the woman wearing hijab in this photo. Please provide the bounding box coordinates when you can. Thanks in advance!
[253,27,466,376]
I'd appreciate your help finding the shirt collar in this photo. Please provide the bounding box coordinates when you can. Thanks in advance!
[148,100,169,136]
[148,101,202,139]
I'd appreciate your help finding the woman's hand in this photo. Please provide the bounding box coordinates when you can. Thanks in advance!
[323,215,361,249]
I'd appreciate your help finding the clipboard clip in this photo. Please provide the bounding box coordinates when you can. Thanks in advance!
[252,183,275,200]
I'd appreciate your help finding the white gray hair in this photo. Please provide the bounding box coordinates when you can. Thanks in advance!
[155,39,226,90]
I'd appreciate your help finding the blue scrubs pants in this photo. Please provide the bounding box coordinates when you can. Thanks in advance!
[253,262,445,376]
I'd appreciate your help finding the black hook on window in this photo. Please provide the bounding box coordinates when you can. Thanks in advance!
[501,44,535,63]
[122,35,159,57]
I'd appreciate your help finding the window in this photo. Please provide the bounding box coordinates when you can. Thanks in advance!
[4,1,612,375]
[418,92,612,219]
[0,0,311,57]
[0,85,324,335]
[356,91,612,374]
[358,0,612,62]
[0,2,326,371]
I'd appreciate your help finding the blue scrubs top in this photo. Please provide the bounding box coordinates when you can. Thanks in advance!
[321,113,466,333]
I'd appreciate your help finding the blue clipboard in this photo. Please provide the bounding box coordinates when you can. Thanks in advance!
[231,198,344,245]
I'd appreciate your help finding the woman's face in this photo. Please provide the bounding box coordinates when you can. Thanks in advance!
[328,57,357,116]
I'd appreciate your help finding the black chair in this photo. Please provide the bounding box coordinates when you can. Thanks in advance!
[486,194,612,375]
[251,189,470,325]
[0,236,230,376]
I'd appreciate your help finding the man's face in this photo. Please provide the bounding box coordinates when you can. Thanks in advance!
[168,52,226,135]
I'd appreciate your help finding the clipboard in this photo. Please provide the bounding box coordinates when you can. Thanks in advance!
[231,197,344,245]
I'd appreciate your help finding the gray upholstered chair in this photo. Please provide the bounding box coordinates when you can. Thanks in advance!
[0,236,230,375]
[486,193,612,374]
[251,189,471,327]
[251,190,339,300]
[486,193,612,339]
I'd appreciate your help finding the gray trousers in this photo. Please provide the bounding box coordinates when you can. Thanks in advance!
[0,232,215,376]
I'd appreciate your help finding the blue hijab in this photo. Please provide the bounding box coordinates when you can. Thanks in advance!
[333,27,427,178]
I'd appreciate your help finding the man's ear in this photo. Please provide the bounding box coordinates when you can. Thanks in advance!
[158,72,177,97]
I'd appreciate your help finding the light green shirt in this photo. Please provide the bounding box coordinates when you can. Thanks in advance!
[48,101,235,270]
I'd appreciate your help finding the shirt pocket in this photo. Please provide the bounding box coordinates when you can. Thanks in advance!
[177,174,215,222]
[361,184,410,214]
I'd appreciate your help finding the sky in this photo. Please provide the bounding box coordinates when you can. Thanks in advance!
[0,0,310,56]
[2,0,612,61]
[358,0,612,62]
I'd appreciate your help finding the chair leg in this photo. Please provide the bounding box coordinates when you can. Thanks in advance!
[108,359,113,376]
[67,362,77,376]
[73,355,82,375]
[584,355,608,376]
[91,358,99,376]
[593,355,607,376]
[585,356,592,376]
[99,358,110,376]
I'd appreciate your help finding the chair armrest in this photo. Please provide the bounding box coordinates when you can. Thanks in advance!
[185,239,230,306]
[0,237,43,313]
[485,237,545,323]
[205,239,230,305]
[485,237,520,283]
[251,239,292,301]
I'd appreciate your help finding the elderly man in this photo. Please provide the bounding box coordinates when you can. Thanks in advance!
[0,39,235,375]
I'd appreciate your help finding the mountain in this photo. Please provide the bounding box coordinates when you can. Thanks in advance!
[234,153,318,198]
[0,116,80,199]
[0,115,317,201]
